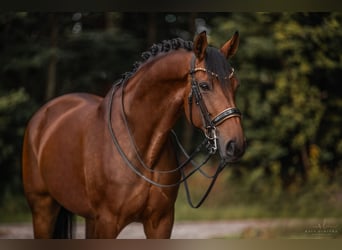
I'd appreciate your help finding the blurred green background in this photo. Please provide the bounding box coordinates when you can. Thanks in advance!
[0,12,342,223]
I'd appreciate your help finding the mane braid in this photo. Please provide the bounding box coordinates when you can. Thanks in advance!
[119,38,193,81]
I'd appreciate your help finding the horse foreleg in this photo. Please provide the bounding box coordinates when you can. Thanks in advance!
[85,216,122,239]
[143,212,174,239]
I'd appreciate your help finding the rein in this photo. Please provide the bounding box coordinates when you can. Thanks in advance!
[107,81,211,188]
[107,53,241,208]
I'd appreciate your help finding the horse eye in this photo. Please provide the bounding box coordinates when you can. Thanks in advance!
[199,82,211,91]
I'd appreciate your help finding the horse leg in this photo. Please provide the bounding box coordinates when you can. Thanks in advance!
[27,193,61,238]
[85,216,122,239]
[85,218,96,238]
[143,212,174,239]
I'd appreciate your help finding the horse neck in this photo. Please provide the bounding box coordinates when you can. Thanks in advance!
[108,50,192,168]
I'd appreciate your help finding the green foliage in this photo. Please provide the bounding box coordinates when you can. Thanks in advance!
[176,165,342,220]
[210,13,342,188]
[0,88,37,205]
[58,30,139,95]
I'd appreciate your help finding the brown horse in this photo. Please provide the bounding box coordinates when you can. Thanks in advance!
[22,31,245,239]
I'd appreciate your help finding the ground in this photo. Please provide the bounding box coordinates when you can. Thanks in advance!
[1,219,341,239]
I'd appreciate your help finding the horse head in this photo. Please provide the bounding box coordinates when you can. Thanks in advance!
[184,31,246,163]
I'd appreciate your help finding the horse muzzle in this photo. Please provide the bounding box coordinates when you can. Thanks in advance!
[225,138,246,162]
[217,136,246,163]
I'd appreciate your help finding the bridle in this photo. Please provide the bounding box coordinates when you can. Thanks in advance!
[188,55,241,154]
[107,53,242,208]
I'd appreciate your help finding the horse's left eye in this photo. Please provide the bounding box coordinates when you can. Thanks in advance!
[199,82,211,91]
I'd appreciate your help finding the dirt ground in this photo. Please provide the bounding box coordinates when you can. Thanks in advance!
[1,218,341,239]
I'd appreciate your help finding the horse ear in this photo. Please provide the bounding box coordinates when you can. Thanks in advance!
[193,31,208,61]
[220,31,240,59]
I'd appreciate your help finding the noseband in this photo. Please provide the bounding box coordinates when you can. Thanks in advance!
[188,55,242,154]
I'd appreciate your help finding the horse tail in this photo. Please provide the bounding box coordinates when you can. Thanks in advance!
[53,207,75,239]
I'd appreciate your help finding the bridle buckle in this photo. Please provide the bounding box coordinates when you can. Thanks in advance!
[205,126,218,154]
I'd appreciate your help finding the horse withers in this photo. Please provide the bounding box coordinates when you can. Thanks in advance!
[22,31,245,238]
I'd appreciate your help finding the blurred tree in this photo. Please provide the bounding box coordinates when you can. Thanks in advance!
[0,88,37,206]
[210,12,342,189]
[45,13,58,100]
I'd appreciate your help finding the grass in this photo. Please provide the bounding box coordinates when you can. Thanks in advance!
[0,193,31,223]
[174,167,342,221]
[175,201,267,221]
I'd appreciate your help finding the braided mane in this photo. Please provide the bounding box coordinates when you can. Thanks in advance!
[121,38,193,80]
[118,37,232,87]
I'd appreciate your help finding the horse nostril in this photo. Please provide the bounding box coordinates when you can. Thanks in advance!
[226,140,236,157]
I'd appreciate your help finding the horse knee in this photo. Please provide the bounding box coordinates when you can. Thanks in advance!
[88,217,121,239]
[143,214,174,239]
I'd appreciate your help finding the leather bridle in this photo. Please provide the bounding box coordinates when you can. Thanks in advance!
[107,53,242,208]
[188,55,242,154]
